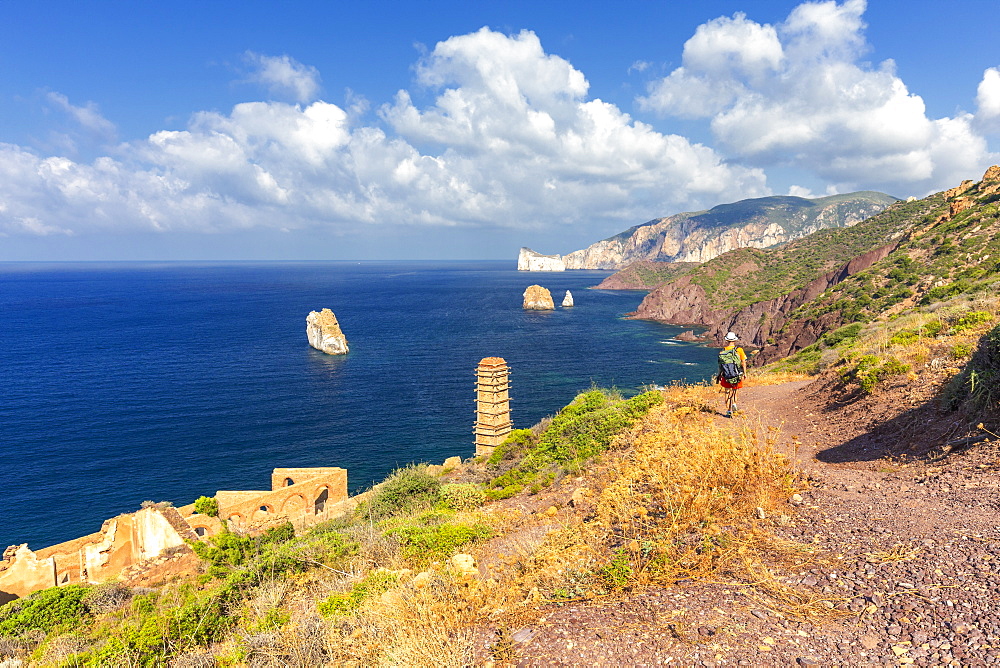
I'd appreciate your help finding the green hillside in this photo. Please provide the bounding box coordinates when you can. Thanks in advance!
[683,194,943,311]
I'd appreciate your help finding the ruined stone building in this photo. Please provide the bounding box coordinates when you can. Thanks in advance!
[0,467,348,603]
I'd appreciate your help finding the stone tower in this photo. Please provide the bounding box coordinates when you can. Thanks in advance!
[474,357,512,456]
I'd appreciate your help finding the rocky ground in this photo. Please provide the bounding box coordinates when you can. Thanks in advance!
[477,378,1000,666]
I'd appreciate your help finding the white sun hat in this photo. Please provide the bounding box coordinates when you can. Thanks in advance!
[725,332,738,341]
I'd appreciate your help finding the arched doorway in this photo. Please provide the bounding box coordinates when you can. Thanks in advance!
[314,488,329,514]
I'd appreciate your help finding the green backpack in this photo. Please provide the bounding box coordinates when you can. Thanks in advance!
[718,347,743,383]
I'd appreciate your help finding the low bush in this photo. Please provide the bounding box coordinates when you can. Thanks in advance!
[318,570,400,617]
[438,483,486,511]
[82,582,133,615]
[362,466,442,520]
[385,517,492,563]
[0,585,89,636]
[487,389,662,494]
[486,429,534,466]
[822,323,863,347]
[951,310,992,334]
[841,355,911,394]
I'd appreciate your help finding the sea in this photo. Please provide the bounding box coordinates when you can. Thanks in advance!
[1,261,717,549]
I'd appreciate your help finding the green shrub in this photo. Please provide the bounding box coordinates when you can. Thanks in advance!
[950,343,974,359]
[486,389,662,494]
[193,496,219,517]
[845,355,910,394]
[487,429,534,466]
[880,358,911,376]
[888,329,919,346]
[318,570,399,617]
[297,525,359,566]
[438,483,486,511]
[82,585,231,662]
[921,280,972,304]
[952,311,992,334]
[362,466,442,520]
[596,550,634,591]
[190,522,299,584]
[922,320,944,337]
[822,323,863,347]
[386,522,492,562]
[484,483,523,501]
[0,585,89,636]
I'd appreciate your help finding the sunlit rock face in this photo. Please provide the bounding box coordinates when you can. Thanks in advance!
[517,247,566,271]
[522,285,555,310]
[561,193,897,270]
[562,290,574,307]
[306,308,349,355]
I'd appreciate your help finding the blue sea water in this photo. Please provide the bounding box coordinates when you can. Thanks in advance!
[1,261,716,549]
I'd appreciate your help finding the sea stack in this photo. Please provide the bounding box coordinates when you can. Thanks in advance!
[522,285,555,310]
[517,247,566,271]
[306,308,349,355]
[562,290,574,307]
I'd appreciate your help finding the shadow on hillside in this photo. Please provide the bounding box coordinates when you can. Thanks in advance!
[809,381,970,464]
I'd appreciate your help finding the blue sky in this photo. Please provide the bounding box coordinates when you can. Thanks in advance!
[1,0,999,261]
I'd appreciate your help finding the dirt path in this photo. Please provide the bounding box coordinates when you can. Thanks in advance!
[494,380,1000,667]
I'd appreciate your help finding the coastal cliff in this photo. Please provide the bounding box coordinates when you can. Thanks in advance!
[630,166,1000,363]
[306,309,349,355]
[634,241,899,353]
[561,192,896,270]
[517,247,566,271]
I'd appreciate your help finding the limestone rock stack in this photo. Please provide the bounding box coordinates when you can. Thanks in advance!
[306,308,349,355]
[517,247,566,271]
[562,290,574,307]
[522,285,555,310]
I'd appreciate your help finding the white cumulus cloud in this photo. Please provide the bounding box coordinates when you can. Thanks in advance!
[244,52,322,103]
[638,0,996,195]
[0,35,768,241]
[975,67,1000,132]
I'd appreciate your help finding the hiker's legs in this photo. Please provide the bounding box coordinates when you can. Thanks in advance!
[725,386,737,413]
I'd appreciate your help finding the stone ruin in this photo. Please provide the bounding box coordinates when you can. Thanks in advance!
[474,357,512,456]
[0,466,349,603]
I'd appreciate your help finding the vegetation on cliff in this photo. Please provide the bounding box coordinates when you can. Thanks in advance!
[594,259,698,290]
[666,194,942,312]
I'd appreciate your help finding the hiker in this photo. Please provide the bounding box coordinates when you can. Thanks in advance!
[716,331,748,417]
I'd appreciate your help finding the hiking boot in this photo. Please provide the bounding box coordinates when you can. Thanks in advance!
[731,404,738,412]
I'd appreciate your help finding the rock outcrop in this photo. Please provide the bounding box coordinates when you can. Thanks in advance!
[562,290,574,307]
[523,285,555,310]
[306,308,349,355]
[558,193,896,270]
[517,247,566,271]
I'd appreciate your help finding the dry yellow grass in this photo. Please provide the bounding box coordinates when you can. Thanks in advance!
[245,382,831,663]
[747,371,814,386]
